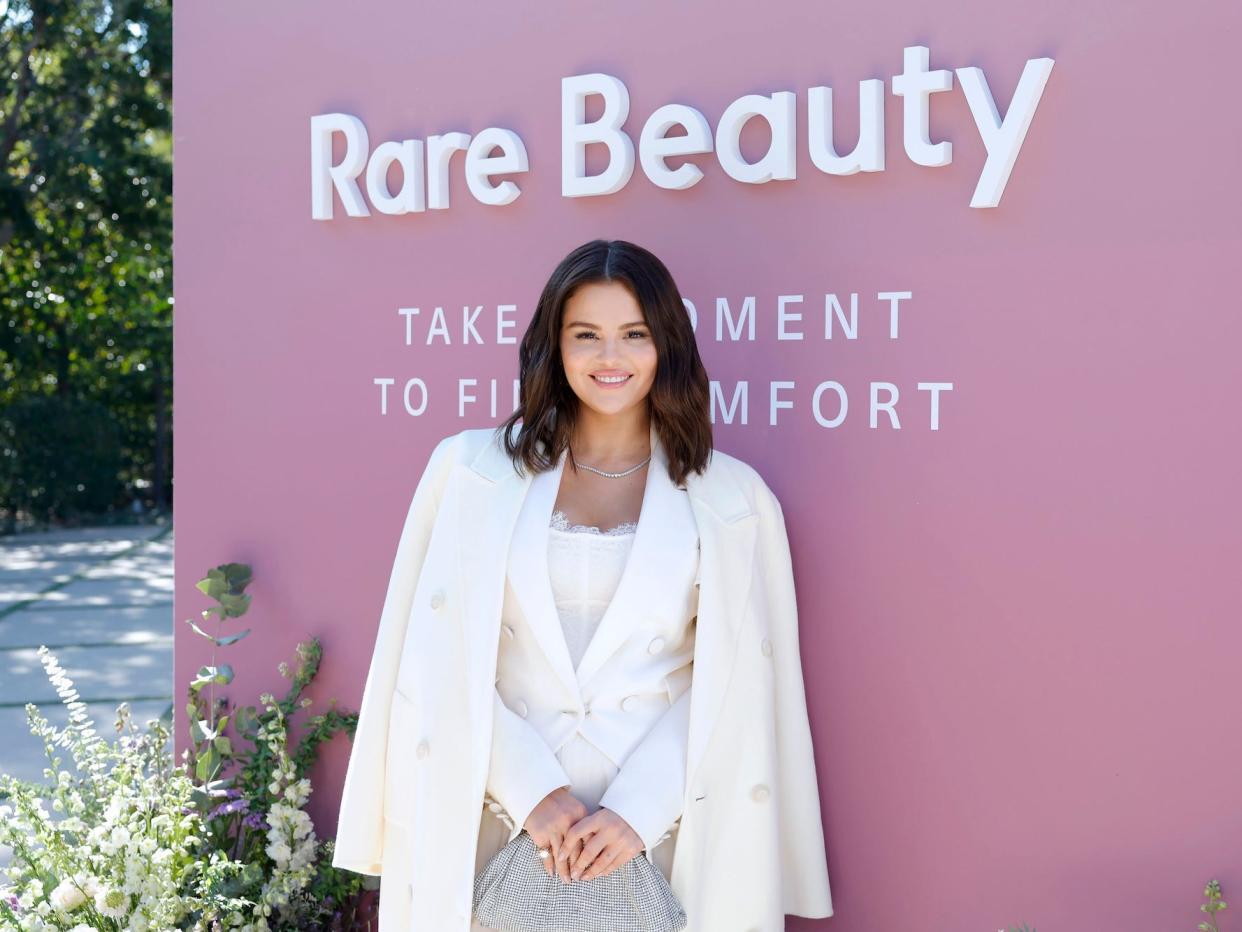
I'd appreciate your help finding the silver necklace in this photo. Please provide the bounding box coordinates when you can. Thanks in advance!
[569,448,651,478]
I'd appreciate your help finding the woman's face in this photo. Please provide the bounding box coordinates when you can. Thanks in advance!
[559,281,658,419]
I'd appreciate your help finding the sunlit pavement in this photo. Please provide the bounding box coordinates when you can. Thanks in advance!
[0,524,174,873]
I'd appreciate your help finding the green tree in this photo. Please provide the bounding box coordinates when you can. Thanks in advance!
[0,0,172,530]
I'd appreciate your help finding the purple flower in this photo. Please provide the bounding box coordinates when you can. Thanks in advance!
[207,798,252,821]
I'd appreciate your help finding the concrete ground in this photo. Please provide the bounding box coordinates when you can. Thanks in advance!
[0,523,174,873]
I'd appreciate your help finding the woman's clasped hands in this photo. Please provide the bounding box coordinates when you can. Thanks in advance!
[523,786,645,883]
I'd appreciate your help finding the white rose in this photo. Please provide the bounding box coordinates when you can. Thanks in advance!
[49,878,87,912]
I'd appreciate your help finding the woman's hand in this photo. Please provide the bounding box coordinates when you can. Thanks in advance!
[562,807,644,882]
[523,787,589,883]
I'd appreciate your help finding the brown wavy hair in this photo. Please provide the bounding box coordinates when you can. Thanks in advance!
[494,239,712,487]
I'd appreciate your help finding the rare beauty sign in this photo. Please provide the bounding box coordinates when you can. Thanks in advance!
[317,44,1057,432]
[310,46,1055,217]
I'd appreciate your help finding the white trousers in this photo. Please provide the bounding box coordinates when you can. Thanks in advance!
[471,732,680,931]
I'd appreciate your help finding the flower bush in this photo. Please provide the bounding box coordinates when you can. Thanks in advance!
[0,562,377,931]
[0,648,252,930]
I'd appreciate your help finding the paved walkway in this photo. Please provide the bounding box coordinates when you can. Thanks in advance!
[0,523,174,873]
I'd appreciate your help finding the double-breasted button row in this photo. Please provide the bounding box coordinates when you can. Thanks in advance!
[507,694,654,718]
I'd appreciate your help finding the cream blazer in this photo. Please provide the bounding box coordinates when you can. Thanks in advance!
[484,433,700,855]
[331,421,834,932]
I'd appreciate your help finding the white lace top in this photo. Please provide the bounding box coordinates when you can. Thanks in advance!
[548,509,638,668]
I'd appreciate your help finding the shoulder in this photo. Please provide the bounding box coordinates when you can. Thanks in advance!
[423,425,503,465]
[411,427,497,503]
[436,426,497,456]
[698,445,785,520]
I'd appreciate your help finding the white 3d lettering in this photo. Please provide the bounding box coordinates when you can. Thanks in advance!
[310,45,1053,219]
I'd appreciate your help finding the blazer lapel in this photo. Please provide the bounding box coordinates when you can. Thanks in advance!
[457,422,758,795]
[574,422,697,687]
[455,434,533,784]
[503,445,581,698]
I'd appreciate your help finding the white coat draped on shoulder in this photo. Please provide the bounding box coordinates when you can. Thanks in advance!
[331,422,834,931]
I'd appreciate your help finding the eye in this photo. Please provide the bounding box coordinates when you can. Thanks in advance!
[574,332,598,340]
[626,329,649,339]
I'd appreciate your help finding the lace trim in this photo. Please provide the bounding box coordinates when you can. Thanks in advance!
[550,509,638,536]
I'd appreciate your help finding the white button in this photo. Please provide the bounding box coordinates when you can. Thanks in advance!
[515,698,528,717]
[761,638,773,657]
[647,636,666,654]
[502,623,515,639]
[621,695,639,712]
[415,739,430,760]
[751,783,770,802]
[488,801,504,813]
[429,589,445,610]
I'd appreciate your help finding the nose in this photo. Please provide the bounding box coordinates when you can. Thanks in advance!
[593,335,627,361]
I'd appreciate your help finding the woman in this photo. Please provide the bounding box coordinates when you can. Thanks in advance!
[332,240,833,932]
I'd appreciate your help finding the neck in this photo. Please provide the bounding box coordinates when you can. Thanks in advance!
[568,408,651,467]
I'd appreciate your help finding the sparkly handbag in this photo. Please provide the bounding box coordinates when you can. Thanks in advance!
[471,829,688,932]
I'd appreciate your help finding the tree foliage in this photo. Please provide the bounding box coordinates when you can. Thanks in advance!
[0,0,172,529]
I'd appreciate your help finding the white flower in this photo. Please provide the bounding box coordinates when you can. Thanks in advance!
[49,877,88,912]
[94,882,130,919]
[18,877,43,908]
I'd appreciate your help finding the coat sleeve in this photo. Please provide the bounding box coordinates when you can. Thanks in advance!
[330,431,461,876]
[485,688,573,832]
[597,684,691,851]
[754,483,834,918]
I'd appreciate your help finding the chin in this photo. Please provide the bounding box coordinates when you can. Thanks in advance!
[578,394,648,417]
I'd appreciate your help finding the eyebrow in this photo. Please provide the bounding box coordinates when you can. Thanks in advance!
[565,320,649,330]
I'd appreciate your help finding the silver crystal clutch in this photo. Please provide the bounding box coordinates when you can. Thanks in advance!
[471,829,689,932]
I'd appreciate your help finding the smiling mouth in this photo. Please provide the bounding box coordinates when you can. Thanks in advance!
[591,373,632,384]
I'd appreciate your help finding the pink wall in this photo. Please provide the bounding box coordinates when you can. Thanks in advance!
[172,1,1242,928]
